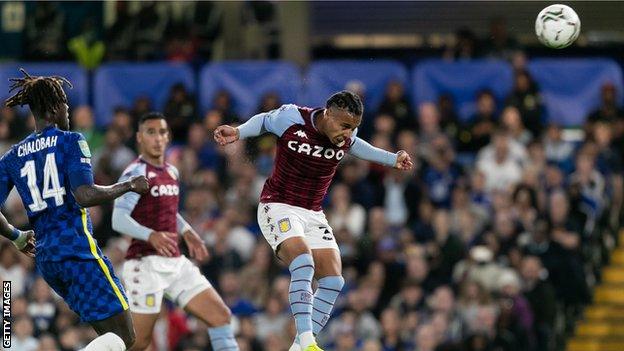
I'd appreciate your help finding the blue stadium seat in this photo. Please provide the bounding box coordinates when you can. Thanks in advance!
[527,58,624,126]
[94,63,195,126]
[0,63,88,111]
[199,61,301,119]
[412,59,514,121]
[303,60,408,114]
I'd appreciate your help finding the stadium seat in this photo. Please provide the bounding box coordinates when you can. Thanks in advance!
[199,61,301,119]
[93,63,195,126]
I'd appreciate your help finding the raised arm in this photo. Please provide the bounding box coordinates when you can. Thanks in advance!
[214,104,304,146]
[349,136,413,170]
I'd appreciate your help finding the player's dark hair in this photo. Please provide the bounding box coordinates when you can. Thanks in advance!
[5,68,72,120]
[139,112,166,125]
[326,90,364,117]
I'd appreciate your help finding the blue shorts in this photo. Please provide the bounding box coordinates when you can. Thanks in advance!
[37,257,129,322]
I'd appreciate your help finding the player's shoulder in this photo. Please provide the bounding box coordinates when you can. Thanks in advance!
[121,158,147,177]
[164,163,180,179]
[271,104,305,122]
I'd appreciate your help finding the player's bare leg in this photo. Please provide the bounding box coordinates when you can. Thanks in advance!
[85,309,136,351]
[184,288,238,350]
[126,312,159,351]
[277,237,321,350]
[289,249,344,351]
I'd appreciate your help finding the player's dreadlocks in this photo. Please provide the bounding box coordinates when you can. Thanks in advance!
[5,68,72,120]
[326,90,364,117]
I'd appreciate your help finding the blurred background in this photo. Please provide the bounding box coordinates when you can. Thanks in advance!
[1,1,624,351]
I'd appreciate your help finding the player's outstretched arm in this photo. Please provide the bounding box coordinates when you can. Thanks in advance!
[73,175,149,208]
[349,137,414,170]
[214,104,302,146]
[0,212,35,258]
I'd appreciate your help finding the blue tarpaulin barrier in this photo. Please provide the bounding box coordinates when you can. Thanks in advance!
[526,58,623,126]
[412,59,514,121]
[93,63,194,126]
[302,60,408,114]
[199,61,301,119]
[0,63,88,110]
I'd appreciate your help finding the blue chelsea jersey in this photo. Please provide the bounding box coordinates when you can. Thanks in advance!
[0,126,100,262]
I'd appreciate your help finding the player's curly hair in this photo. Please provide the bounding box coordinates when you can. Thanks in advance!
[326,90,364,117]
[5,68,72,119]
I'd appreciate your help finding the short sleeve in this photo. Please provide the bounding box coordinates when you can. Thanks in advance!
[113,162,145,212]
[66,133,94,190]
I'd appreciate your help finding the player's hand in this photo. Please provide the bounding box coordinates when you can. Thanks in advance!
[148,231,178,257]
[129,175,149,194]
[12,230,35,258]
[213,125,239,146]
[395,150,414,170]
[183,230,209,262]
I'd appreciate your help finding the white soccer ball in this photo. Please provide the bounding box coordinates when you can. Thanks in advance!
[535,4,581,49]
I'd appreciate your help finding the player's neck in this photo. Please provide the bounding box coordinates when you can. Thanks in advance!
[141,154,165,167]
[34,119,55,133]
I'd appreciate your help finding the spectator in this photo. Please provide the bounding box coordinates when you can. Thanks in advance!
[327,183,367,239]
[133,2,168,60]
[437,94,461,142]
[28,277,57,335]
[443,27,480,61]
[586,83,624,129]
[71,105,104,154]
[543,123,575,168]
[254,296,289,341]
[460,90,498,152]
[506,69,544,137]
[378,81,415,131]
[483,17,521,61]
[520,256,556,351]
[501,105,532,145]
[11,316,39,351]
[476,130,524,193]
[92,128,136,184]
[213,90,240,124]
[23,2,67,60]
[105,1,136,61]
[164,83,198,144]
[190,1,223,59]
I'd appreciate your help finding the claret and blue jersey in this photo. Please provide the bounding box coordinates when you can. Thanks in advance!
[0,125,128,321]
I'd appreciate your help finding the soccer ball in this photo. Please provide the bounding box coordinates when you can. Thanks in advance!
[535,4,581,49]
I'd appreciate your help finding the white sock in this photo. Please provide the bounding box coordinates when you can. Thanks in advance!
[81,332,127,351]
[299,330,315,349]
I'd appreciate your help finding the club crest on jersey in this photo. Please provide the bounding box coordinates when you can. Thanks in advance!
[278,218,291,233]
[78,140,91,157]
[294,130,308,139]
[146,294,155,307]
[147,171,157,179]
[287,141,345,161]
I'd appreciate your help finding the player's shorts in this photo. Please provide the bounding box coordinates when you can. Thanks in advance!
[257,202,339,252]
[36,257,128,322]
[122,255,212,314]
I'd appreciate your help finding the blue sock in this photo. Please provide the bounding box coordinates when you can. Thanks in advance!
[208,324,239,351]
[289,254,315,337]
[312,275,344,336]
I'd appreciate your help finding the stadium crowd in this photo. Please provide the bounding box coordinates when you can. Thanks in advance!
[1,67,623,351]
